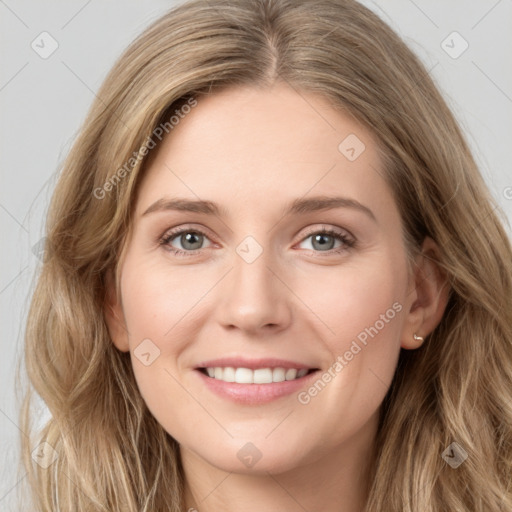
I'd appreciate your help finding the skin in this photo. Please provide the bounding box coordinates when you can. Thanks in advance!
[105,83,449,511]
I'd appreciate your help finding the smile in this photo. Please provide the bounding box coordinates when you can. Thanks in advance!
[199,366,314,383]
[194,358,320,404]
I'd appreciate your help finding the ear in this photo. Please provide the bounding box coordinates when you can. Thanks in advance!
[103,269,130,352]
[401,236,450,349]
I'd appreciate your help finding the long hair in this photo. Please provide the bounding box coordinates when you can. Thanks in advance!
[17,0,512,510]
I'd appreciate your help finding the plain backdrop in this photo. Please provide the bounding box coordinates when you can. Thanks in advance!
[1,0,511,509]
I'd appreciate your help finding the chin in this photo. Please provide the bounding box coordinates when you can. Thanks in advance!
[185,437,311,475]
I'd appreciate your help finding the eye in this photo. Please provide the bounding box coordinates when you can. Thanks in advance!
[159,227,213,257]
[159,224,356,258]
[297,225,356,255]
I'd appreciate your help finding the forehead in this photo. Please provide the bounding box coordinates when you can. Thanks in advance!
[135,84,395,224]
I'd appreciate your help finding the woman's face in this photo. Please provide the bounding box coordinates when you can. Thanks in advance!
[107,83,419,474]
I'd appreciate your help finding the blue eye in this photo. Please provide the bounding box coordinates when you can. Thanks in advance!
[159,228,212,257]
[159,225,356,258]
[298,228,355,253]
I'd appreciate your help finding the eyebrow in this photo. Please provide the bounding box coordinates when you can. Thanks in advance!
[141,195,377,222]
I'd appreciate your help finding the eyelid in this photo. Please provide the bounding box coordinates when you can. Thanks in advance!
[297,224,355,243]
[160,223,215,239]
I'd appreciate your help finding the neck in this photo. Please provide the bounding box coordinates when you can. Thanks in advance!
[181,410,379,512]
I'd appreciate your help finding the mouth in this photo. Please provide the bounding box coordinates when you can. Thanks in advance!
[197,366,318,383]
[193,358,321,404]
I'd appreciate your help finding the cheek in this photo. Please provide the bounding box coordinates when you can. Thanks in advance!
[293,250,406,408]
[118,257,216,432]
[297,250,406,353]
[120,257,207,350]
[337,270,403,352]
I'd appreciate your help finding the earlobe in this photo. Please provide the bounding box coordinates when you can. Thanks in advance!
[401,236,450,350]
[103,270,130,352]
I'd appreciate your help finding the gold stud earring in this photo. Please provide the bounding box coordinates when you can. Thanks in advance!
[413,333,424,342]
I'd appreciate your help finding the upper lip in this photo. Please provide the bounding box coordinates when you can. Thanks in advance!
[195,357,318,370]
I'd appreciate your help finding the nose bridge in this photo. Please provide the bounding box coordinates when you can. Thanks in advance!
[215,234,291,333]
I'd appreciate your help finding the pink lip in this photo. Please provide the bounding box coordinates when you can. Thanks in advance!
[194,367,320,405]
[195,357,314,370]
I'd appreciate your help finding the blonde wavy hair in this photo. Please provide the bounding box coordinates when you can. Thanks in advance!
[17,0,512,510]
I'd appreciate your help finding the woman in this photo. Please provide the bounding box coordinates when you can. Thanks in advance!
[19,0,512,510]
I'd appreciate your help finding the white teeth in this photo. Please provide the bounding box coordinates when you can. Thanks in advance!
[285,368,297,380]
[272,367,286,382]
[223,367,235,382]
[235,367,253,384]
[253,368,273,384]
[204,366,311,384]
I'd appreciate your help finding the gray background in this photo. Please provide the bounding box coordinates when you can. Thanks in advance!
[1,0,511,508]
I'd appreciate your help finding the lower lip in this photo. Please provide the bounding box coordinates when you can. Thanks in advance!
[195,369,319,405]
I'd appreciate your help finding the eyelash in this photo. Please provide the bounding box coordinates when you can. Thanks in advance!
[159,225,356,258]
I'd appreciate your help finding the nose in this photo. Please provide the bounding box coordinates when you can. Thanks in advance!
[214,243,292,336]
